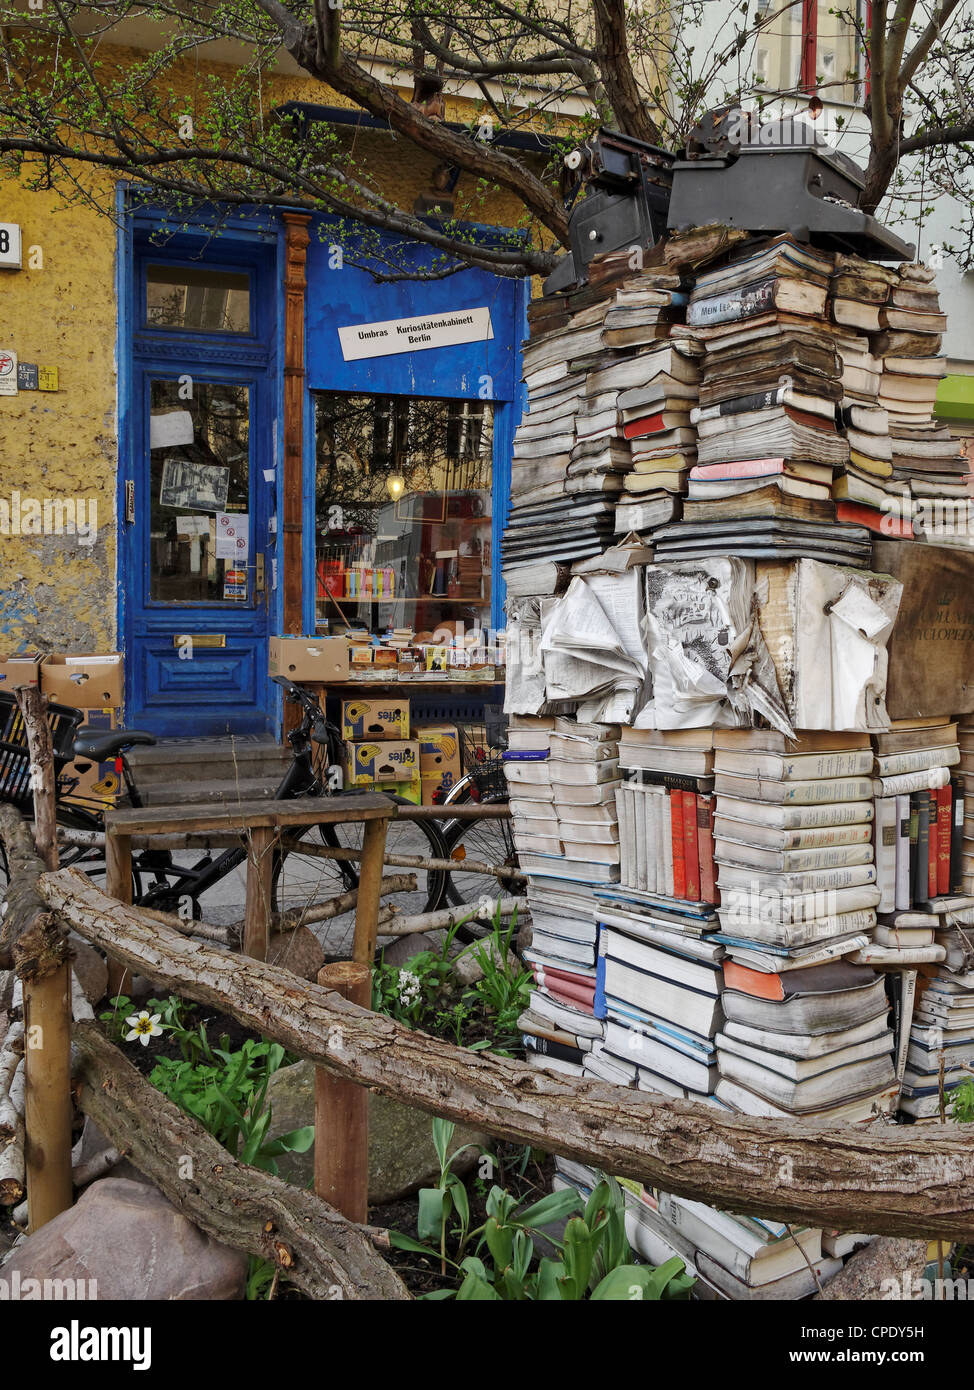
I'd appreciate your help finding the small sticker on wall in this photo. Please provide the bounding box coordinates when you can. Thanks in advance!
[0,349,18,396]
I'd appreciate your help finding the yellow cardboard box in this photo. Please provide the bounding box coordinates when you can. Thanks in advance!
[41,654,123,709]
[345,739,420,785]
[416,724,462,802]
[341,698,410,741]
[269,636,349,682]
[60,707,123,808]
[391,776,422,805]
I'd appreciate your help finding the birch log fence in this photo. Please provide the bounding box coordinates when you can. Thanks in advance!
[33,864,974,1245]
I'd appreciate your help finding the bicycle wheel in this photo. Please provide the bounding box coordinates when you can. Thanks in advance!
[0,804,144,900]
[272,796,449,939]
[443,796,518,910]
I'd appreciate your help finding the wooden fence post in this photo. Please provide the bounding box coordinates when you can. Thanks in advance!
[243,826,276,961]
[15,686,72,1229]
[314,962,371,1224]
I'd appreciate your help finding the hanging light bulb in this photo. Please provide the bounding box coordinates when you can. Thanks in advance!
[386,473,406,501]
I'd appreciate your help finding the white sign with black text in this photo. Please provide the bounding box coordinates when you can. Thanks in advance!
[0,224,22,270]
[338,306,493,361]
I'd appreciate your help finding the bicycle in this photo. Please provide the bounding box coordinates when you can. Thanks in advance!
[435,709,519,914]
[0,680,450,935]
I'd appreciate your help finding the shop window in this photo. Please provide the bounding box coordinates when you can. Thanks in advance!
[313,393,493,644]
[146,264,251,333]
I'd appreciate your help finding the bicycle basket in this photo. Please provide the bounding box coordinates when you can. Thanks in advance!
[456,720,507,799]
[0,690,86,812]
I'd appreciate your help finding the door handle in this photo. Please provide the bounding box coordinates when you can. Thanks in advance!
[255,553,266,592]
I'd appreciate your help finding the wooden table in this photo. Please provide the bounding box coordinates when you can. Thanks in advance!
[104,794,395,966]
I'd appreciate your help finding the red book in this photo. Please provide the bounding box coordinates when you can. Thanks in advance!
[696,793,718,906]
[690,457,787,481]
[835,500,914,538]
[928,789,940,900]
[937,784,952,897]
[682,790,700,901]
[532,963,594,991]
[539,983,595,1015]
[670,788,686,898]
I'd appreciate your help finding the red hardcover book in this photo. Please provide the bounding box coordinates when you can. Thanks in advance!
[532,963,594,991]
[835,500,914,537]
[539,983,595,1015]
[670,788,686,899]
[682,790,700,901]
[696,793,718,906]
[937,784,952,897]
[928,789,940,900]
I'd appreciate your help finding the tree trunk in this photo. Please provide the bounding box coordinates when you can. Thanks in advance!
[0,805,54,969]
[42,866,974,1243]
[73,1022,409,1300]
[16,685,58,872]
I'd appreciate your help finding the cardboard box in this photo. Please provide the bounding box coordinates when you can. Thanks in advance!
[392,776,422,806]
[416,724,462,802]
[345,739,420,785]
[0,652,42,691]
[342,698,410,741]
[60,707,123,808]
[269,636,349,683]
[41,654,123,709]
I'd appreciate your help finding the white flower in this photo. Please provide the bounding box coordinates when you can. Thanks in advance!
[124,1011,163,1047]
[397,969,421,1007]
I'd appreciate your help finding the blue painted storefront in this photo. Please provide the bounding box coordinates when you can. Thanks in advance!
[117,197,527,736]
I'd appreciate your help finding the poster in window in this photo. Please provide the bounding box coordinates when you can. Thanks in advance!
[394,489,447,525]
[159,459,230,512]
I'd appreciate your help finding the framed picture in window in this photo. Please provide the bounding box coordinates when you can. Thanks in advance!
[395,489,447,525]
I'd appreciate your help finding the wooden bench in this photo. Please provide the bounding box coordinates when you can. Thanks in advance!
[104,794,395,965]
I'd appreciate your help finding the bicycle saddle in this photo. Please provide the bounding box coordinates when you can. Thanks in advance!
[72,728,157,761]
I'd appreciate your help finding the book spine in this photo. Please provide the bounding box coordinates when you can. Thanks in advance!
[895,970,918,1084]
[950,775,966,895]
[670,789,686,899]
[682,790,701,902]
[928,788,940,902]
[895,794,912,912]
[913,791,930,906]
[937,783,952,897]
[645,786,659,894]
[634,786,648,893]
[615,788,633,890]
[661,788,674,896]
[690,386,786,423]
[877,766,951,798]
[875,797,897,915]
[697,793,717,906]
[524,1036,586,1066]
[594,927,608,1020]
[876,747,959,776]
[687,275,776,327]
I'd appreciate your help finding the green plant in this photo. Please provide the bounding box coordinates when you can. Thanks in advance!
[246,1256,278,1301]
[98,994,135,1044]
[949,1077,974,1123]
[149,1038,313,1176]
[391,1120,695,1301]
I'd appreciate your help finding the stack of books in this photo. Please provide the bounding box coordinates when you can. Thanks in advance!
[552,1158,847,1300]
[899,906,974,1120]
[615,729,717,905]
[707,727,898,1119]
[960,715,974,897]
[588,900,723,1098]
[519,875,604,1079]
[869,718,964,926]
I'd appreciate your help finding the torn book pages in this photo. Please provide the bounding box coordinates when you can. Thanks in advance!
[540,573,649,725]
[755,559,903,730]
[504,596,548,716]
[640,558,793,735]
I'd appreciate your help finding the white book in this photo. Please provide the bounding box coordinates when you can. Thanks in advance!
[875,796,898,914]
[714,839,874,873]
[895,969,918,1083]
[722,1012,890,1060]
[713,817,874,852]
[655,1192,823,1286]
[615,787,632,889]
[716,1029,893,1081]
[875,765,952,798]
[633,786,647,892]
[894,794,912,911]
[715,795,874,831]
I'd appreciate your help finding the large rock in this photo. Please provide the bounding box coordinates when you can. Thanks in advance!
[265,1059,489,1205]
[266,925,326,981]
[3,1177,247,1300]
[68,934,108,1005]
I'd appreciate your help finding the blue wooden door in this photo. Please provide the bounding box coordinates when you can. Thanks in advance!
[121,248,276,736]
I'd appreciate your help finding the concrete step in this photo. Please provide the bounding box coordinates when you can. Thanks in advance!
[127,736,290,790]
[137,777,281,807]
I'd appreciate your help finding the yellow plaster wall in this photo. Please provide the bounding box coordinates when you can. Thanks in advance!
[0,177,119,653]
